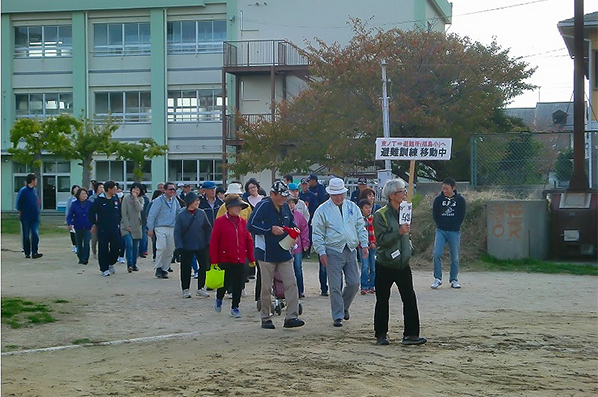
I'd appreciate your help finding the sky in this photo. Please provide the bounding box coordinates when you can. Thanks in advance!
[449,0,595,109]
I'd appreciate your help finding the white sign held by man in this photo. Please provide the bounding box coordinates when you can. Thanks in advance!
[375,138,452,161]
[399,201,412,225]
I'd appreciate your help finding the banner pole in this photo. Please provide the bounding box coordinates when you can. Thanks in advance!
[407,160,415,203]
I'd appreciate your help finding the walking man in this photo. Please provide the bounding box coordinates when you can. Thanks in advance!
[88,181,122,276]
[431,177,466,289]
[16,173,42,259]
[311,178,369,327]
[147,182,181,279]
[247,181,305,330]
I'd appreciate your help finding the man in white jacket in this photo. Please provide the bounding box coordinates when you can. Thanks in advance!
[311,178,369,327]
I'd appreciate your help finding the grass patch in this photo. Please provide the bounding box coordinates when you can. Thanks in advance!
[53,299,69,304]
[1,214,66,235]
[1,297,57,329]
[73,338,93,345]
[472,254,598,276]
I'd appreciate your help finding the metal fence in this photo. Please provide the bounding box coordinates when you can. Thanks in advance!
[471,132,597,193]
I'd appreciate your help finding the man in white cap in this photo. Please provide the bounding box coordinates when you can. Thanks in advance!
[311,177,369,327]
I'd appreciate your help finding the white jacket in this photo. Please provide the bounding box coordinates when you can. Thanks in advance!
[311,198,368,255]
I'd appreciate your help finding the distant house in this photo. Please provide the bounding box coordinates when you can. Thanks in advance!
[504,102,578,132]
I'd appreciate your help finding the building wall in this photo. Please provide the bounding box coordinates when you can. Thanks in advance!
[1,0,451,210]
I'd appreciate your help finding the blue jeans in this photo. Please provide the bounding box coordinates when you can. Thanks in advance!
[433,229,461,282]
[191,254,199,274]
[75,229,91,263]
[139,225,148,255]
[359,248,377,290]
[123,233,140,267]
[319,258,328,294]
[20,218,40,256]
[293,252,304,295]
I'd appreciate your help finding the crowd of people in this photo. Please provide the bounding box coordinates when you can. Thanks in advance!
[17,172,466,345]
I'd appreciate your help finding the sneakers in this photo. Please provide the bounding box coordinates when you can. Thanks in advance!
[283,318,305,328]
[127,266,133,273]
[117,256,125,264]
[261,320,276,329]
[193,273,198,279]
[182,289,191,299]
[431,279,442,289]
[333,319,343,327]
[451,280,461,289]
[31,253,43,259]
[214,299,222,313]
[131,265,139,271]
[109,265,115,274]
[225,293,233,299]
[241,289,248,298]
[231,308,241,318]
[196,288,210,298]
[401,336,427,345]
[155,269,168,279]
[343,310,350,321]
[72,246,77,253]
[361,289,368,295]
[376,334,390,345]
[101,270,110,277]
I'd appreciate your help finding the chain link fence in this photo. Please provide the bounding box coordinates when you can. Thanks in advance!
[471,132,598,195]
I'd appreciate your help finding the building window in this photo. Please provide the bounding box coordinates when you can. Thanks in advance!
[93,23,150,55]
[95,91,151,123]
[95,160,151,189]
[168,159,223,184]
[15,93,73,118]
[167,20,226,54]
[167,89,223,122]
[14,25,72,58]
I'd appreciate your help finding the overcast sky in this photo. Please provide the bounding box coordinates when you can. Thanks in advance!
[450,0,595,109]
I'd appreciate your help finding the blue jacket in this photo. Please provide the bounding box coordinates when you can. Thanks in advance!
[247,197,296,263]
[298,189,319,217]
[433,190,466,232]
[67,200,93,230]
[16,185,40,221]
[88,193,121,231]
[199,196,224,227]
[174,208,212,251]
[309,183,329,206]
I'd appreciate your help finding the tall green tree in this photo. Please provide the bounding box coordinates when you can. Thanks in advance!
[113,139,168,183]
[231,22,535,180]
[9,114,81,177]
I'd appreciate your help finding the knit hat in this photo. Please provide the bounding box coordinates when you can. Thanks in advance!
[184,191,199,207]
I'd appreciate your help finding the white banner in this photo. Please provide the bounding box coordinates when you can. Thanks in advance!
[375,138,452,160]
[399,201,412,225]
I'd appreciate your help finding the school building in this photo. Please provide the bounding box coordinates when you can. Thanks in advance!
[0,0,452,211]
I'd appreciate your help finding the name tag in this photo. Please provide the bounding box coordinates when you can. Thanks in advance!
[391,249,401,259]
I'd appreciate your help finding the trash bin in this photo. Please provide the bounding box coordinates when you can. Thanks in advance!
[487,200,549,260]
[547,190,598,259]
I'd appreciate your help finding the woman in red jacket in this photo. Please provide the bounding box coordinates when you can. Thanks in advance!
[210,194,255,318]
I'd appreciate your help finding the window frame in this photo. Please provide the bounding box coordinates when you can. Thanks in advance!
[93,22,151,56]
[14,24,73,58]
[15,92,74,119]
[94,91,152,123]
[167,89,223,123]
[167,20,226,54]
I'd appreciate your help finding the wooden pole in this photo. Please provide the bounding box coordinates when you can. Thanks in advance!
[407,160,415,203]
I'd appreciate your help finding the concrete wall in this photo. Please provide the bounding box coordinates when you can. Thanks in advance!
[487,200,549,260]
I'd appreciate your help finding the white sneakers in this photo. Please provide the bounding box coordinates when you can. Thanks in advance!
[196,288,210,298]
[431,279,461,289]
[182,289,191,298]
[117,256,125,264]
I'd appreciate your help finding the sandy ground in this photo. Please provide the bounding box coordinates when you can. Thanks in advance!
[1,233,597,397]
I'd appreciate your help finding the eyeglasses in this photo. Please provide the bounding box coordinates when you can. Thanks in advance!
[395,190,406,194]
[167,188,176,191]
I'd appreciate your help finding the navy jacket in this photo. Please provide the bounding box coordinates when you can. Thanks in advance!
[67,200,93,230]
[88,193,121,231]
[199,196,224,227]
[16,185,40,221]
[247,198,296,263]
[309,183,328,206]
[174,208,212,251]
[298,189,319,217]
[433,190,466,232]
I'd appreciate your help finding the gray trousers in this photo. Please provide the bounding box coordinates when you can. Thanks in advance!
[326,246,360,321]
[259,259,299,322]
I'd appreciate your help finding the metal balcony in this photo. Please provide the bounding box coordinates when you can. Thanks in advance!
[223,40,310,74]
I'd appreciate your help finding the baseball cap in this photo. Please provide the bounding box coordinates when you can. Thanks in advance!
[288,183,299,191]
[300,177,309,184]
[202,181,216,189]
[357,177,367,185]
[308,174,318,181]
[177,182,185,187]
[271,181,290,196]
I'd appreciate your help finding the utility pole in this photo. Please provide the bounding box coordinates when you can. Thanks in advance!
[378,60,392,185]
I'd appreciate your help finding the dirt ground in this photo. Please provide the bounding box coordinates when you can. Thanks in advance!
[1,233,597,397]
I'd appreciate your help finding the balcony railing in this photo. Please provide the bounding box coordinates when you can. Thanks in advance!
[225,113,273,141]
[224,40,310,68]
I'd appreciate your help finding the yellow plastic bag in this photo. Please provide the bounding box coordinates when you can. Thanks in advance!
[205,264,225,289]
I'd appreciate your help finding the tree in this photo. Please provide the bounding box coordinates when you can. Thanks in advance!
[9,114,81,177]
[230,21,536,180]
[62,116,119,190]
[113,139,168,183]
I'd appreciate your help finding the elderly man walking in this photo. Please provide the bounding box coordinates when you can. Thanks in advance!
[147,182,181,279]
[311,178,369,327]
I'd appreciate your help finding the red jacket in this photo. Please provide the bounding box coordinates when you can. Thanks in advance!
[210,213,255,264]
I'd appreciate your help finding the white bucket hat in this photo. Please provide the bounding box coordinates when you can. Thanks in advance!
[225,183,244,195]
[326,177,348,195]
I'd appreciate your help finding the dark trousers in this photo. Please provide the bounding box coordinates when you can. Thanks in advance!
[374,263,420,338]
[75,229,91,263]
[69,230,76,246]
[97,227,121,272]
[217,263,245,310]
[20,218,40,256]
[319,259,328,294]
[254,261,261,301]
[180,249,208,291]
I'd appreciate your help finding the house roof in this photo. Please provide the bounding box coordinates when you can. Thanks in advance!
[504,102,579,132]
[557,11,598,78]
